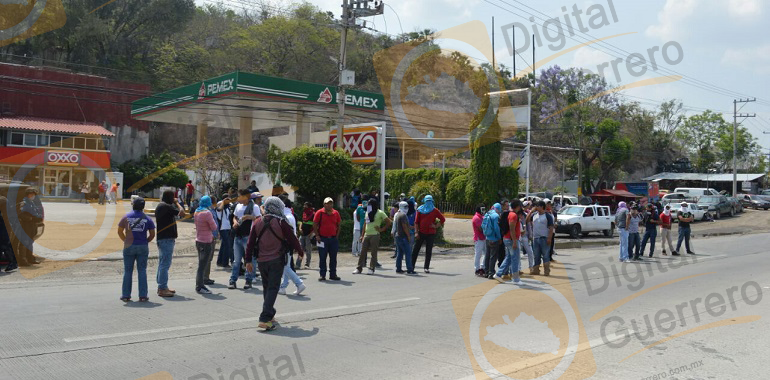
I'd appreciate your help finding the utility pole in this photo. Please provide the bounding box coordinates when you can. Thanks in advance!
[733,98,756,196]
[336,1,384,149]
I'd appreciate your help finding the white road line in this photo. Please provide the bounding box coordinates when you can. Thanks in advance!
[63,297,420,343]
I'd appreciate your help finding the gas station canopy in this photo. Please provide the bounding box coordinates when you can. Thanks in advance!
[131,71,385,128]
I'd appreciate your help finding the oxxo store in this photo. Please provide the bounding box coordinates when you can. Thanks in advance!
[0,118,114,198]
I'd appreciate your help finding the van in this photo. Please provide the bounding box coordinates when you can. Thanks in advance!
[673,188,720,197]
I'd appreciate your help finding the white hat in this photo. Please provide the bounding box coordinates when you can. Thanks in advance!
[323,197,334,204]
[543,198,552,204]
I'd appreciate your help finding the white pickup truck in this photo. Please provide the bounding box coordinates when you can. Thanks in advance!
[556,205,614,238]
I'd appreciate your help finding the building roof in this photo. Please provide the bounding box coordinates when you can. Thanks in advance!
[0,117,114,137]
[590,189,641,198]
[642,172,765,182]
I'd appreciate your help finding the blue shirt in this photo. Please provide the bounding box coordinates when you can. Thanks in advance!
[119,210,156,246]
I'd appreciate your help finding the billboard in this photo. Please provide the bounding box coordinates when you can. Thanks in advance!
[328,124,383,164]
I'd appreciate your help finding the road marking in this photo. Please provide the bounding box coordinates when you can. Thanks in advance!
[63,297,420,343]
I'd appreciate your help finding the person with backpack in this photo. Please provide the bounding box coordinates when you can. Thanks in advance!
[527,201,554,276]
[482,203,502,279]
[245,197,305,331]
[313,197,342,281]
[229,189,260,289]
[298,202,315,269]
[215,196,235,268]
[353,198,392,275]
[278,196,306,296]
[194,196,218,294]
[495,200,523,285]
[117,197,156,302]
[411,195,445,274]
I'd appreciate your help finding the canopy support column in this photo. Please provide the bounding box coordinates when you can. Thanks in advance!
[195,119,208,196]
[239,116,252,189]
[295,106,309,147]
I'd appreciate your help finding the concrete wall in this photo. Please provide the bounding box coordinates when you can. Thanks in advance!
[108,124,149,165]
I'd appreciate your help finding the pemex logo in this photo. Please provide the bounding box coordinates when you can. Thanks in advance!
[0,0,67,47]
[198,82,207,99]
[452,262,596,379]
[317,87,333,104]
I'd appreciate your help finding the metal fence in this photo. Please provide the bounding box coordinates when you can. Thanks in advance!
[436,201,475,216]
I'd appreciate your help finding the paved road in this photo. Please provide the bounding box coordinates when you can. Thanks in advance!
[2,231,769,380]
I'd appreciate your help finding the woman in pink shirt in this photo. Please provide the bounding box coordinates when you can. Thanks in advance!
[194,195,218,294]
[472,204,486,276]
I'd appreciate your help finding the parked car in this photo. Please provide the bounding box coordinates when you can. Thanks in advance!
[553,195,579,206]
[697,195,733,218]
[727,197,743,213]
[668,202,707,222]
[674,187,721,197]
[760,189,770,196]
[661,192,694,205]
[740,194,770,210]
[556,205,614,238]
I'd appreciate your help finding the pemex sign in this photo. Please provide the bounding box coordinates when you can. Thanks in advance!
[329,124,382,164]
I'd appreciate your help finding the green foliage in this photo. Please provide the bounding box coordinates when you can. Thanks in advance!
[446,173,470,204]
[468,95,503,205]
[267,144,284,184]
[409,180,441,203]
[281,146,353,205]
[352,167,466,199]
[118,152,189,194]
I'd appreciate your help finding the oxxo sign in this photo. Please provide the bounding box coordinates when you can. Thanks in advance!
[328,125,381,164]
[46,150,80,166]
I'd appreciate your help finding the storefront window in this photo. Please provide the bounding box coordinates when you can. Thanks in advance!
[74,138,86,150]
[10,133,23,145]
[23,134,36,146]
[61,137,74,149]
[37,135,49,147]
[50,135,62,147]
[86,138,97,150]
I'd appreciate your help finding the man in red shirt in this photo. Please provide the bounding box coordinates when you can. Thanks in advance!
[411,195,446,274]
[185,180,194,211]
[494,200,523,285]
[659,204,675,255]
[313,197,341,281]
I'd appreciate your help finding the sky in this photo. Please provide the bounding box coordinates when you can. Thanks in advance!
[206,0,770,151]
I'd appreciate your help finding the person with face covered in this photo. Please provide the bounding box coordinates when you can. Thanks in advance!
[392,201,415,274]
[482,203,503,279]
[411,195,445,274]
[194,195,218,294]
[353,198,391,275]
[674,202,695,255]
[246,197,304,331]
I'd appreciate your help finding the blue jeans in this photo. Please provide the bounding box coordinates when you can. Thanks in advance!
[618,228,629,261]
[496,239,521,279]
[156,239,175,290]
[216,229,233,266]
[676,226,691,253]
[122,245,149,299]
[318,236,339,278]
[532,237,550,266]
[640,228,657,255]
[629,232,641,258]
[281,253,303,290]
[230,236,256,284]
[395,236,413,272]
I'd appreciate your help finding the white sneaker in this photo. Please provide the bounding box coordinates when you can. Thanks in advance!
[196,286,211,294]
[352,269,362,274]
[294,283,306,295]
[493,274,505,283]
[367,269,375,275]
[511,279,523,285]
[278,288,286,295]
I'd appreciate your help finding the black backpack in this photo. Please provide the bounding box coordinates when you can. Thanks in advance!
[252,215,289,267]
[235,201,255,237]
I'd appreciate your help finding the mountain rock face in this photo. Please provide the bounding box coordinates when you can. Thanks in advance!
[405,73,481,115]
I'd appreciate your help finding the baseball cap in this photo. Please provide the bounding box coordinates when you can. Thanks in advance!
[324,197,334,204]
[251,192,263,199]
[523,201,531,207]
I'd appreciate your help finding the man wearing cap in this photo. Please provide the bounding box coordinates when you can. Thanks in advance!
[313,197,342,281]
[229,189,261,289]
[674,202,695,256]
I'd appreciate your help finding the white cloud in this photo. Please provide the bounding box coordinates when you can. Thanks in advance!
[570,46,612,70]
[721,44,770,75]
[728,0,762,19]
[645,0,698,41]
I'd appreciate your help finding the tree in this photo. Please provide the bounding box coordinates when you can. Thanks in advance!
[118,152,189,194]
[677,110,729,172]
[467,95,502,206]
[280,146,353,205]
[715,124,760,172]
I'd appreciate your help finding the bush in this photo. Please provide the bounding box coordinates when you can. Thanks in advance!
[281,146,353,206]
[446,173,470,204]
[118,152,189,194]
[410,180,441,203]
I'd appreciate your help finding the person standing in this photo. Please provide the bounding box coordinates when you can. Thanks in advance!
[640,203,661,257]
[615,201,630,262]
[246,197,305,331]
[154,190,184,297]
[352,199,366,257]
[482,203,502,279]
[350,189,362,210]
[519,202,534,271]
[411,195,445,274]
[674,202,695,256]
[527,201,554,276]
[298,202,315,269]
[494,200,523,284]
[80,182,90,204]
[496,200,511,271]
[659,205,675,255]
[353,199,391,275]
[247,180,259,193]
[393,201,414,274]
[545,199,558,261]
[14,188,44,266]
[185,180,195,210]
[117,197,156,302]
[278,196,306,296]
[215,196,234,268]
[98,180,107,205]
[229,189,260,289]
[313,197,342,281]
[472,204,486,277]
[109,182,119,204]
[627,205,643,261]
[194,196,218,294]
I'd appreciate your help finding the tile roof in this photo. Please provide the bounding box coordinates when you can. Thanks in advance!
[0,117,115,137]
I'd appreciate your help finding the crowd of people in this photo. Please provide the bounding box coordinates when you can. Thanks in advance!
[615,200,696,261]
[0,187,45,271]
